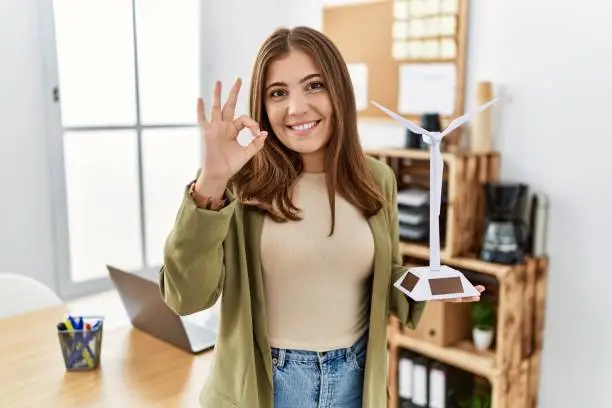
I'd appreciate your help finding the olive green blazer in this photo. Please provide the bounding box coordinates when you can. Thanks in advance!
[159,155,426,408]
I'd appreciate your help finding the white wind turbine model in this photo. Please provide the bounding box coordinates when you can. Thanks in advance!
[371,98,499,301]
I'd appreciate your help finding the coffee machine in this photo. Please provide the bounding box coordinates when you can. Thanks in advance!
[480,182,529,264]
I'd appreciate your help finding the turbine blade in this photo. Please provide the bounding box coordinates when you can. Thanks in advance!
[441,97,500,137]
[370,101,434,137]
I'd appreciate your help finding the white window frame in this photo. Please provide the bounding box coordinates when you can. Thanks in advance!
[36,0,200,299]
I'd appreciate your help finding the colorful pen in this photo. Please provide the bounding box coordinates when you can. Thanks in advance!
[63,318,95,369]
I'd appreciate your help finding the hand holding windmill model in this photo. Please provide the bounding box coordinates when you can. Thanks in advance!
[371,97,499,301]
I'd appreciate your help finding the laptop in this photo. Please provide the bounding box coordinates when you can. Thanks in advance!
[107,265,218,354]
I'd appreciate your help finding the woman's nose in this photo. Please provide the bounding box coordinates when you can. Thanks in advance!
[287,93,309,116]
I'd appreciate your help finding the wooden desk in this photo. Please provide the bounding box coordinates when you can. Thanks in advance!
[0,304,214,407]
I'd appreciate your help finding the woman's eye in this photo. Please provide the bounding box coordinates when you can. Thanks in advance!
[269,89,285,98]
[308,82,325,91]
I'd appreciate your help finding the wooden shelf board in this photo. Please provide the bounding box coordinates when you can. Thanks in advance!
[365,148,455,162]
[365,148,499,161]
[399,242,512,280]
[395,333,500,380]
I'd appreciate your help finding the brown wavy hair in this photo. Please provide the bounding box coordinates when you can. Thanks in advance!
[229,26,385,235]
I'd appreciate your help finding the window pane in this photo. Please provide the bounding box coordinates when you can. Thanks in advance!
[63,130,144,282]
[135,0,200,125]
[52,0,137,127]
[141,127,201,266]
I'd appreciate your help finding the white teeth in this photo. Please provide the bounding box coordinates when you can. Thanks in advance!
[291,121,317,131]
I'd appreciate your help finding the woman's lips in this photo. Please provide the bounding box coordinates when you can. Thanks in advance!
[286,120,321,137]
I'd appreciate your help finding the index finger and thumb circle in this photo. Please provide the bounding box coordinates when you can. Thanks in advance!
[197,80,268,152]
[234,115,263,135]
[234,115,268,148]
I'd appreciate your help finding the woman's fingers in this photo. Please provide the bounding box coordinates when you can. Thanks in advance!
[456,296,480,302]
[437,285,484,303]
[233,114,262,138]
[211,81,222,122]
[244,131,268,158]
[222,78,242,121]
[454,285,484,302]
[202,78,243,124]
[233,114,267,156]
[197,98,207,124]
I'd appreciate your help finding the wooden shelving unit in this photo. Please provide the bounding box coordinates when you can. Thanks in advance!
[372,148,550,408]
[367,148,501,257]
[387,253,549,408]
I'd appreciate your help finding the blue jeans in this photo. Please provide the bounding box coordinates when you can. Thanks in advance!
[271,331,368,408]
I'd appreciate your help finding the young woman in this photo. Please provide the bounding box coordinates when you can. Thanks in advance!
[160,26,483,408]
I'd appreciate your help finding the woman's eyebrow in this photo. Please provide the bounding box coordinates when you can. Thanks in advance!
[265,73,322,92]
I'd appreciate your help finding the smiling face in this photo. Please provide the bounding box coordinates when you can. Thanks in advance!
[236,27,386,230]
[264,49,333,173]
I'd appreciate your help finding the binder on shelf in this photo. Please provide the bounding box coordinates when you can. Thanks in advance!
[398,349,415,407]
[396,187,448,244]
[411,356,430,408]
[429,362,448,408]
[429,361,475,408]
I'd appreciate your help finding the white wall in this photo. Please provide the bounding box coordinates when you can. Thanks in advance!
[0,0,57,291]
[466,1,612,407]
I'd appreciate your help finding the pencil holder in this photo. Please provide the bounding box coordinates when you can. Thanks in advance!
[57,315,104,371]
